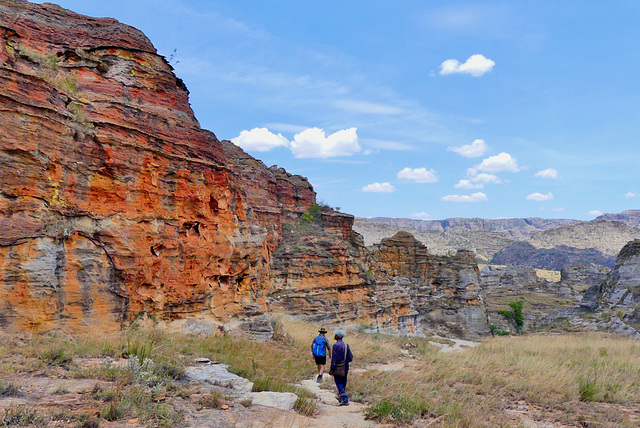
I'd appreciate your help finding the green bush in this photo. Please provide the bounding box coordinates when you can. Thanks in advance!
[497,300,524,333]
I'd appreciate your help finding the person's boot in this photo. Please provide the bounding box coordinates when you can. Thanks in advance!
[316,374,322,382]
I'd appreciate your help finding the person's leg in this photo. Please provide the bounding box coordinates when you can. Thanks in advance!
[334,376,348,405]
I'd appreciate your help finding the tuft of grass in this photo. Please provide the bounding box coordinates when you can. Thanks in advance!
[1,406,48,426]
[292,388,317,417]
[578,374,599,402]
[197,391,224,410]
[0,380,21,397]
[41,347,73,367]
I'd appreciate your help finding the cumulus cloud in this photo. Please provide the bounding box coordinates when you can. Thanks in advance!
[232,127,289,152]
[454,179,484,189]
[475,152,521,173]
[454,172,502,189]
[290,127,360,158]
[625,192,639,198]
[588,210,603,217]
[397,167,439,183]
[410,212,432,219]
[441,192,488,203]
[526,192,554,201]
[448,139,488,157]
[535,168,559,179]
[439,54,495,77]
[362,182,395,193]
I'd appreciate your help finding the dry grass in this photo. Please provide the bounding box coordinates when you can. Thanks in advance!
[1,323,639,427]
[352,332,640,427]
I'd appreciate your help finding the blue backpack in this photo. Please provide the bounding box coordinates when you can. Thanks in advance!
[312,336,326,357]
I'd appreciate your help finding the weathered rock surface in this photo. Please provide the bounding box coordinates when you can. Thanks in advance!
[581,240,640,330]
[0,0,304,333]
[0,1,484,338]
[369,231,490,339]
[481,265,581,333]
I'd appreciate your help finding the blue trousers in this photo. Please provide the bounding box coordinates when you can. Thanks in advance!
[334,375,348,404]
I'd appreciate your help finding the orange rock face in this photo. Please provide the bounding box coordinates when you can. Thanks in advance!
[0,1,488,339]
[0,1,285,333]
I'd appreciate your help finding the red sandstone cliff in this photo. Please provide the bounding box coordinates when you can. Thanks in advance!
[0,1,487,339]
[0,0,293,333]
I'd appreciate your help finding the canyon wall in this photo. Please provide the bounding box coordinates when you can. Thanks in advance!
[0,1,490,339]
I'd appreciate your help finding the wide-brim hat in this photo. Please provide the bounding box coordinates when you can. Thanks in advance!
[318,327,328,334]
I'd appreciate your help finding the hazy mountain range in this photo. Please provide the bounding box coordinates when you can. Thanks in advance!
[354,210,640,269]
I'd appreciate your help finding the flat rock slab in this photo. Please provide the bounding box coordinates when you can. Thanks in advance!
[250,391,298,410]
[185,364,253,398]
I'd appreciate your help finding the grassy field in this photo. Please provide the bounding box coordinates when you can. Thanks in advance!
[0,320,639,427]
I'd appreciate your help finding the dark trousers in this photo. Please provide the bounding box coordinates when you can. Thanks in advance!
[334,375,348,403]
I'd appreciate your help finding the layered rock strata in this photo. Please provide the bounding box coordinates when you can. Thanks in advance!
[0,1,282,333]
[369,232,489,339]
[0,1,495,339]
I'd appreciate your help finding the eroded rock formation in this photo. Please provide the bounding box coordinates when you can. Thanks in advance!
[0,0,286,333]
[369,232,489,338]
[0,1,493,339]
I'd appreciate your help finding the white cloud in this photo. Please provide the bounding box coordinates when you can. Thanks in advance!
[455,172,503,189]
[334,99,405,115]
[290,127,360,158]
[526,192,554,201]
[475,152,521,173]
[588,210,603,217]
[552,207,565,212]
[448,139,488,157]
[441,192,488,202]
[535,168,559,179]
[439,54,495,77]
[410,212,432,219]
[232,127,289,152]
[454,179,484,189]
[625,192,639,198]
[474,173,502,184]
[397,167,439,183]
[362,182,395,193]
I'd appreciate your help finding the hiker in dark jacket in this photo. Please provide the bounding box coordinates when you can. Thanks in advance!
[311,327,331,382]
[329,329,353,406]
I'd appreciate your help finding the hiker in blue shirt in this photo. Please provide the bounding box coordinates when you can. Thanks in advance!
[311,327,332,382]
[329,329,353,406]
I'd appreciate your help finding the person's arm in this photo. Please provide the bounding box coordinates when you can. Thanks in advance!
[329,344,336,372]
[347,345,353,363]
[325,338,332,358]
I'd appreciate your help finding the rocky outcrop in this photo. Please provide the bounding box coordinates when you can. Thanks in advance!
[0,0,300,334]
[560,264,609,295]
[581,240,640,323]
[481,265,581,333]
[0,1,431,338]
[369,232,490,339]
[268,212,417,333]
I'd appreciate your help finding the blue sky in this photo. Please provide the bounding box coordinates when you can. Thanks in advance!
[36,1,640,220]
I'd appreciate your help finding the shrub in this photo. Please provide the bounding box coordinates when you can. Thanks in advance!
[497,300,524,333]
